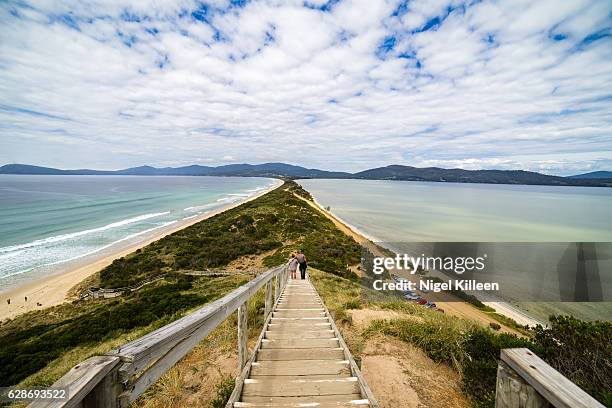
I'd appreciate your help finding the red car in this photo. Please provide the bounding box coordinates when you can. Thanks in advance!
[416,299,427,305]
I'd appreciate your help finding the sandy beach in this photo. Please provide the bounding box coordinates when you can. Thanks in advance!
[0,180,282,321]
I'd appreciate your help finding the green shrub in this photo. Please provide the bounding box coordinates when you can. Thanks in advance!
[208,376,235,408]
[532,315,611,404]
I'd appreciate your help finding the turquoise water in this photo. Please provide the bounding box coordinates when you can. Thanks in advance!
[0,175,279,289]
[298,179,612,242]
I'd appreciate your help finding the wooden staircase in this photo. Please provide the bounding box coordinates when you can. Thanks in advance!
[231,278,376,407]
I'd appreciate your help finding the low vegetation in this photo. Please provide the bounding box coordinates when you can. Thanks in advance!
[101,180,360,288]
[0,274,248,387]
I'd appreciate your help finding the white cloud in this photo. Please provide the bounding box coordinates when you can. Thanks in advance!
[0,0,611,175]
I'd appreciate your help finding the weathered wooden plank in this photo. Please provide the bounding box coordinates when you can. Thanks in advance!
[268,322,332,329]
[264,330,335,339]
[28,356,120,408]
[500,348,604,408]
[275,275,281,302]
[257,348,345,361]
[250,360,351,377]
[249,374,350,381]
[264,281,273,319]
[277,303,323,308]
[260,338,339,349]
[242,377,360,397]
[271,317,329,322]
[238,394,366,405]
[238,302,249,369]
[273,310,326,318]
[495,359,548,408]
[235,398,369,407]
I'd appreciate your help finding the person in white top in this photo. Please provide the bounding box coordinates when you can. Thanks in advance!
[287,254,299,279]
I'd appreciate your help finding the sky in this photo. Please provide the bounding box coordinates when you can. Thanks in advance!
[0,0,611,175]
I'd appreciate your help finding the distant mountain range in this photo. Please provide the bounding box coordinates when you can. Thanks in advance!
[1,163,610,187]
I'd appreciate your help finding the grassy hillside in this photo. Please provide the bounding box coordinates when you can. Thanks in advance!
[0,181,361,389]
[100,180,360,288]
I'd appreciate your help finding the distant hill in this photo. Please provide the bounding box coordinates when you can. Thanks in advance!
[0,164,114,175]
[1,163,610,187]
[0,163,350,179]
[353,165,609,186]
[569,171,612,179]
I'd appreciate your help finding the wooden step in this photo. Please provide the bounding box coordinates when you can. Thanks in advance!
[249,374,349,380]
[271,317,329,322]
[241,377,360,397]
[235,398,369,407]
[260,338,339,349]
[267,322,332,330]
[277,303,323,308]
[250,360,351,377]
[282,290,316,293]
[273,310,326,318]
[264,330,335,339]
[257,348,345,361]
[281,295,316,298]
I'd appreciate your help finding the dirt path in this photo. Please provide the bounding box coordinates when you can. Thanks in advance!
[361,335,470,408]
[295,193,523,336]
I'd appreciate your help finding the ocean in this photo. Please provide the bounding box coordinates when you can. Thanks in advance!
[298,179,612,321]
[298,179,612,242]
[0,175,280,290]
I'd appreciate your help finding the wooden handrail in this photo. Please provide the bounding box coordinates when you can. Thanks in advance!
[29,265,288,408]
[495,348,604,408]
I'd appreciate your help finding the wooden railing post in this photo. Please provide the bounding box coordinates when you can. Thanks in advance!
[495,359,548,408]
[264,280,273,319]
[237,302,248,369]
[274,273,281,301]
[496,348,604,408]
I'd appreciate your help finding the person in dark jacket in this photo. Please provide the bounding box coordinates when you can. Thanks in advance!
[295,250,307,279]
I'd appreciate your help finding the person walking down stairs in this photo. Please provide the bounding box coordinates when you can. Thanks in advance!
[295,250,307,280]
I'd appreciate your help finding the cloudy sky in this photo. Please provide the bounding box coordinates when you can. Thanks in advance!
[0,0,611,175]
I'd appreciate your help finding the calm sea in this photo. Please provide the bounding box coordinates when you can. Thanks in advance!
[298,179,612,242]
[0,175,280,290]
[298,179,612,321]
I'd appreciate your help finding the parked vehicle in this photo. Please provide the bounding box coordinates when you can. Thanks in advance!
[425,302,437,308]
[411,295,422,301]
[416,299,427,305]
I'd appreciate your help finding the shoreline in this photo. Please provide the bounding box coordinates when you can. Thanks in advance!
[0,180,283,321]
[298,193,544,332]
